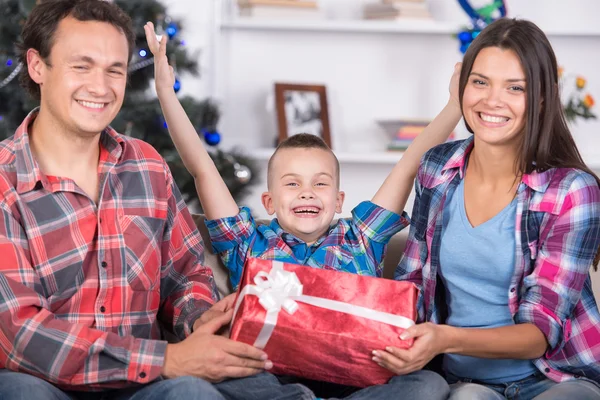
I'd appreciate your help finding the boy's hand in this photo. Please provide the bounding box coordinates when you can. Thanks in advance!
[144,21,175,94]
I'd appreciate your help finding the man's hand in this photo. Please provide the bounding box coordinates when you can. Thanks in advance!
[162,308,271,382]
[372,322,446,375]
[144,21,175,93]
[193,293,237,335]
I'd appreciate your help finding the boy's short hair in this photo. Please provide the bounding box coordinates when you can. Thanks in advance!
[18,0,135,100]
[267,133,340,188]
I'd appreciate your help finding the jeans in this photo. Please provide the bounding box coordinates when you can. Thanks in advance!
[447,371,600,400]
[0,368,448,400]
[276,370,449,400]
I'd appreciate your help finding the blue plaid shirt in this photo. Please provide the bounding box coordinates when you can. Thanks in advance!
[206,201,409,289]
[396,137,600,385]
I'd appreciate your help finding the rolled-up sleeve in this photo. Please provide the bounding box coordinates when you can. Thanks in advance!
[515,173,600,356]
[205,207,257,290]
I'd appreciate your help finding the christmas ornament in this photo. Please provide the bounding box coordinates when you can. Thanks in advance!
[455,0,507,53]
[203,129,221,146]
[166,22,178,39]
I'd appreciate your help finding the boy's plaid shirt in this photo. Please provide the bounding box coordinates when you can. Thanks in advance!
[206,201,409,289]
[0,110,217,390]
[396,137,600,385]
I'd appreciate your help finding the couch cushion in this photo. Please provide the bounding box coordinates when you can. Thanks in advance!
[192,214,409,297]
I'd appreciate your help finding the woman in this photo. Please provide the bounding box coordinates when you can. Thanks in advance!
[373,18,600,400]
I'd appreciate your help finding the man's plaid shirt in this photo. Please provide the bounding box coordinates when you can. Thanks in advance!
[0,110,217,390]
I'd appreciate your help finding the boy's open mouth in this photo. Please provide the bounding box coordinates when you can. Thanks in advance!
[293,206,320,215]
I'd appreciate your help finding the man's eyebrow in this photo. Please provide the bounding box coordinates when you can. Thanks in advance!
[69,55,126,69]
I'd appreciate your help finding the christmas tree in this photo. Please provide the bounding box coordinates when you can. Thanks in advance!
[0,0,259,210]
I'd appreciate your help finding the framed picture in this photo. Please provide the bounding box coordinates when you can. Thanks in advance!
[274,83,332,148]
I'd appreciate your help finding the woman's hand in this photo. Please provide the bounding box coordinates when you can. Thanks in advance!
[372,322,448,375]
[143,21,175,94]
[449,62,462,110]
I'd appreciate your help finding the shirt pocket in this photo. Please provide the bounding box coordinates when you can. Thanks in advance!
[120,214,165,291]
[320,246,355,272]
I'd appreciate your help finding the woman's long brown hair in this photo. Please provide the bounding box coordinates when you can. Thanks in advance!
[458,18,600,270]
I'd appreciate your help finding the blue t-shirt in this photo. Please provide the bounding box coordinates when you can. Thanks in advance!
[439,179,536,384]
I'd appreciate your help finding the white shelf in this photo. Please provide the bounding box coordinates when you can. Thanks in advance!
[220,19,600,37]
[249,148,600,170]
[250,148,403,165]
[221,18,461,35]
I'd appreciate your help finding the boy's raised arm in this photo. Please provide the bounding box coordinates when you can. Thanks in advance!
[144,22,238,220]
[371,63,463,215]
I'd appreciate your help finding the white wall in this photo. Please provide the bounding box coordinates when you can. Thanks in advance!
[167,0,600,297]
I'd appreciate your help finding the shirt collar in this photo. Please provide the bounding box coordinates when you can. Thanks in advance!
[270,218,329,247]
[13,108,125,194]
[440,136,554,194]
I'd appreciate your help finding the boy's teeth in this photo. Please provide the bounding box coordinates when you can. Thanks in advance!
[480,113,508,123]
[295,208,318,214]
[78,101,105,109]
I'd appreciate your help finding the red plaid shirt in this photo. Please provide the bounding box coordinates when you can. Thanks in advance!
[0,110,217,390]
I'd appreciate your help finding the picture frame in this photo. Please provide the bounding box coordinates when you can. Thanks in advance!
[274,83,332,148]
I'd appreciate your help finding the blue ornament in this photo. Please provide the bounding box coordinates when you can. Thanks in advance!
[139,49,148,57]
[6,59,13,67]
[173,78,181,93]
[203,130,221,146]
[0,115,3,121]
[163,121,168,129]
[458,31,472,43]
[460,43,471,54]
[166,22,178,39]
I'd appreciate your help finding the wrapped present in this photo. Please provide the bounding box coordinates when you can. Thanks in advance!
[230,258,419,388]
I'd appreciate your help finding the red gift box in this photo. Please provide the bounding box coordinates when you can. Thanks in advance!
[229,258,419,388]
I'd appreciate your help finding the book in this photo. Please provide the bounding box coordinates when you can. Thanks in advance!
[363,1,431,19]
[238,5,323,19]
[238,0,318,8]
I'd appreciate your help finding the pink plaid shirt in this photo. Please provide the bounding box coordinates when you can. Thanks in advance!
[0,110,217,390]
[396,138,600,385]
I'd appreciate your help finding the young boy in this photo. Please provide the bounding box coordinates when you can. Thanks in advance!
[144,23,462,290]
[144,22,459,400]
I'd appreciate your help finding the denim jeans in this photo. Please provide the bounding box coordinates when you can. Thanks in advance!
[447,371,600,400]
[0,368,449,400]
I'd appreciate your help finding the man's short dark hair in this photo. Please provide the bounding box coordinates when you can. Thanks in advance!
[267,133,340,188]
[17,0,135,100]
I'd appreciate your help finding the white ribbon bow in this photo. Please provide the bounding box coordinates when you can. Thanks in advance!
[232,261,415,349]
[253,268,303,315]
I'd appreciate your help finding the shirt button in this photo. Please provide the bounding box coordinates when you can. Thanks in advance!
[510,287,516,293]
[99,218,103,223]
[544,368,550,373]
[100,306,106,313]
[139,372,147,379]
[101,261,107,268]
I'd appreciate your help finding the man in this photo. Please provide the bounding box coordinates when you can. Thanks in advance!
[0,1,313,399]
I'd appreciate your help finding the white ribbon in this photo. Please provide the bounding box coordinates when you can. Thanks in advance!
[232,261,415,349]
